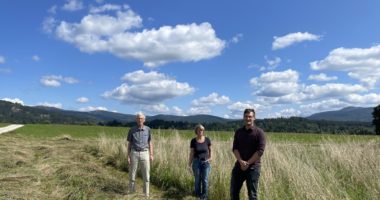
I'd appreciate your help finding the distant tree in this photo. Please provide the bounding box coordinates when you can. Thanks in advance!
[372,105,380,135]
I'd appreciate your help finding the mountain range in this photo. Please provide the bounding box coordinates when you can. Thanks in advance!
[0,100,375,124]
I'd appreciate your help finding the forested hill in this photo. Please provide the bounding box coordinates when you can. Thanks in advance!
[0,100,375,134]
[307,106,373,122]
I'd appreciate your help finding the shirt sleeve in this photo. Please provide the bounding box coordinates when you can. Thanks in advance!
[127,128,132,142]
[207,137,211,146]
[148,127,151,142]
[257,129,266,156]
[232,130,238,151]
[190,138,195,148]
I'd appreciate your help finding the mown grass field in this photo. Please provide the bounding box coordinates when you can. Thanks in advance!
[1,124,379,199]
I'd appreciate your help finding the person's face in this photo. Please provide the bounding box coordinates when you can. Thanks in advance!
[244,111,255,126]
[136,115,145,127]
[196,128,205,136]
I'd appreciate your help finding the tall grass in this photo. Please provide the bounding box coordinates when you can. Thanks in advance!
[96,130,380,200]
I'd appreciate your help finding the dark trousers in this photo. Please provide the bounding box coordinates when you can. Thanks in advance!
[230,164,261,200]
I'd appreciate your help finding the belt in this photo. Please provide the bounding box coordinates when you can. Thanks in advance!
[133,148,148,152]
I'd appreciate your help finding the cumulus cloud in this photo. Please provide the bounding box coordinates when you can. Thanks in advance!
[343,93,380,105]
[308,73,337,81]
[272,32,321,50]
[37,102,63,109]
[62,0,83,11]
[250,69,300,97]
[191,93,230,107]
[79,106,108,112]
[273,108,301,118]
[40,75,79,87]
[303,83,367,100]
[310,44,380,87]
[76,97,89,103]
[188,106,212,115]
[49,3,225,67]
[103,70,194,105]
[227,101,264,118]
[142,104,185,115]
[300,99,349,114]
[1,98,24,105]
[141,103,169,114]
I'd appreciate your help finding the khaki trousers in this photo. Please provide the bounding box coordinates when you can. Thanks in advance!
[129,149,150,197]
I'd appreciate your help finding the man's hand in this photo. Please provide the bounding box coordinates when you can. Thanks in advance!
[127,156,131,165]
[238,159,249,171]
[150,154,154,162]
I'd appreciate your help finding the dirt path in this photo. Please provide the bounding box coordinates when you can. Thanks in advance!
[0,124,24,134]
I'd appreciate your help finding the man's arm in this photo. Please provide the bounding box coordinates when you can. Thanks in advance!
[233,149,249,171]
[127,141,131,164]
[149,141,153,161]
[247,129,266,165]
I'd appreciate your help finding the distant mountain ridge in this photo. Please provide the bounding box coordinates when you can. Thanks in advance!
[0,100,232,124]
[306,106,373,122]
[0,100,375,124]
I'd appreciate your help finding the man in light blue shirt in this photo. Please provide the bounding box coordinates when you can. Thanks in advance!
[127,112,153,198]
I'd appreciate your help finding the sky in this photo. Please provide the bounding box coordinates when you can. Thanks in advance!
[1,0,380,119]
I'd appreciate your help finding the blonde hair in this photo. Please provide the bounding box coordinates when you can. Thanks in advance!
[194,124,205,134]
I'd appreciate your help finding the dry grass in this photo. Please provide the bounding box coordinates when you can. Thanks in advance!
[96,130,380,200]
[0,133,169,199]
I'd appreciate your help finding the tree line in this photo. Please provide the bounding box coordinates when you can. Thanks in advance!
[100,117,376,135]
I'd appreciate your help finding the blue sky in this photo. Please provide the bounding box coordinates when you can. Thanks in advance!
[1,0,380,119]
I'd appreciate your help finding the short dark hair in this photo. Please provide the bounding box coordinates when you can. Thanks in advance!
[244,108,255,116]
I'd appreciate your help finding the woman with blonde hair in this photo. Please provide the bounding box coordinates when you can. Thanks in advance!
[188,124,212,199]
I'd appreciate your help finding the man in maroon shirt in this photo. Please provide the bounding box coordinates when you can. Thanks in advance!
[230,108,266,200]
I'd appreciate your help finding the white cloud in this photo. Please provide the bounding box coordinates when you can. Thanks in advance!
[89,4,123,13]
[303,83,367,100]
[37,102,63,109]
[42,17,57,33]
[227,101,263,118]
[142,104,169,114]
[265,56,281,69]
[76,97,89,103]
[32,55,40,61]
[1,98,24,105]
[250,69,300,97]
[188,106,212,115]
[230,33,243,44]
[300,99,349,114]
[103,70,194,104]
[344,93,380,105]
[40,75,79,87]
[79,106,108,112]
[191,92,230,107]
[273,108,301,118]
[272,32,321,50]
[62,0,83,11]
[308,73,337,81]
[51,4,225,67]
[310,44,380,87]
[0,56,5,64]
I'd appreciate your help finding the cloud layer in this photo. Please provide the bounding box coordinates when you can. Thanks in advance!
[47,4,225,67]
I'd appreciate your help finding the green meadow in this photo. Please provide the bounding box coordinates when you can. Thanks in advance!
[1,124,379,199]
